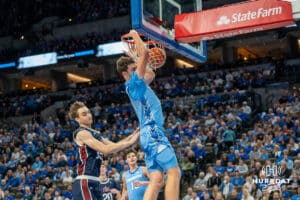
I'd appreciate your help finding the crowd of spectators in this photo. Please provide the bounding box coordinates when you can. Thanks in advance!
[0,0,130,38]
[0,61,299,199]
[0,27,129,63]
[0,62,274,118]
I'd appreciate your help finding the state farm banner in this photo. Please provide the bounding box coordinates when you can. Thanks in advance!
[175,0,295,42]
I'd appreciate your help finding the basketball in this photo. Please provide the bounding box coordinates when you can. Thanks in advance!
[148,47,166,69]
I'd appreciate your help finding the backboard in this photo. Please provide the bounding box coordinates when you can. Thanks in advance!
[130,0,207,63]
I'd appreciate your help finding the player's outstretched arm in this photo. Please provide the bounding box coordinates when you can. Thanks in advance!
[125,30,149,79]
[76,129,140,155]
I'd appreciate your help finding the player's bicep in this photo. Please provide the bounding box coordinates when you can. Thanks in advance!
[76,130,106,153]
[101,137,114,145]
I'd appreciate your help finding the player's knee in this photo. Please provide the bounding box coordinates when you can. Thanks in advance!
[150,175,164,190]
[167,167,181,179]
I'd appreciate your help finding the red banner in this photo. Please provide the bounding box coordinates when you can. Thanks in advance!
[175,0,295,42]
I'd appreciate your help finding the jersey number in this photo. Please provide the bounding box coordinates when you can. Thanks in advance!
[103,193,113,200]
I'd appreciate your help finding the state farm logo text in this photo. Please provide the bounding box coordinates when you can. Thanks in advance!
[217,6,282,25]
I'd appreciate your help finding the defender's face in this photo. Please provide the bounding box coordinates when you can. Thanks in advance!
[126,152,137,165]
[100,165,107,175]
[75,106,93,126]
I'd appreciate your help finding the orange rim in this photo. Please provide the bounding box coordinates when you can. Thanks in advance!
[121,34,163,47]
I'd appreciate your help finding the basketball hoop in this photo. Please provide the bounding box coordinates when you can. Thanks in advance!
[121,33,166,69]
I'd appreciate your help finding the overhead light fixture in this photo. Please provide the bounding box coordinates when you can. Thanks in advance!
[67,73,91,83]
[175,59,194,68]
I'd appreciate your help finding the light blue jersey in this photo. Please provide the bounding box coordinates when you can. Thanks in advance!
[125,166,148,200]
[125,72,178,171]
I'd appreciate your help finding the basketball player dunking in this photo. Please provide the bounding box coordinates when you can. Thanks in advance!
[116,30,181,200]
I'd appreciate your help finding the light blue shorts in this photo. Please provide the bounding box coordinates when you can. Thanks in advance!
[146,145,179,173]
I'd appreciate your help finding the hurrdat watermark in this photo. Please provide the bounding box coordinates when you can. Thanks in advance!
[253,164,290,185]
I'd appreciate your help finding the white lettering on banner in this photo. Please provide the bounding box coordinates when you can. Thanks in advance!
[217,6,282,25]
[201,27,264,40]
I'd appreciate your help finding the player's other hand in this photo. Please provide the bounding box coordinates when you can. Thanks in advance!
[129,127,140,144]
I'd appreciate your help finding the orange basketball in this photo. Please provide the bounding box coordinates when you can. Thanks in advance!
[148,47,166,69]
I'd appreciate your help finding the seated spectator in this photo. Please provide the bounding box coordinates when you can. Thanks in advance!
[250,183,262,200]
[228,188,240,200]
[291,186,300,200]
[258,147,269,161]
[22,186,33,199]
[211,184,220,200]
[280,161,291,179]
[53,189,63,200]
[226,161,236,175]
[207,169,222,188]
[191,191,200,200]
[219,175,234,199]
[32,156,43,170]
[239,148,249,161]
[241,101,252,115]
[181,157,195,185]
[230,170,244,187]
[197,184,211,200]
[288,170,300,189]
[244,176,253,193]
[63,184,72,200]
[235,159,249,175]
[214,160,226,174]
[281,184,290,200]
[227,147,236,162]
[3,190,14,200]
[241,186,254,200]
[62,170,73,185]
[280,154,294,170]
[183,187,193,200]
[193,171,207,191]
